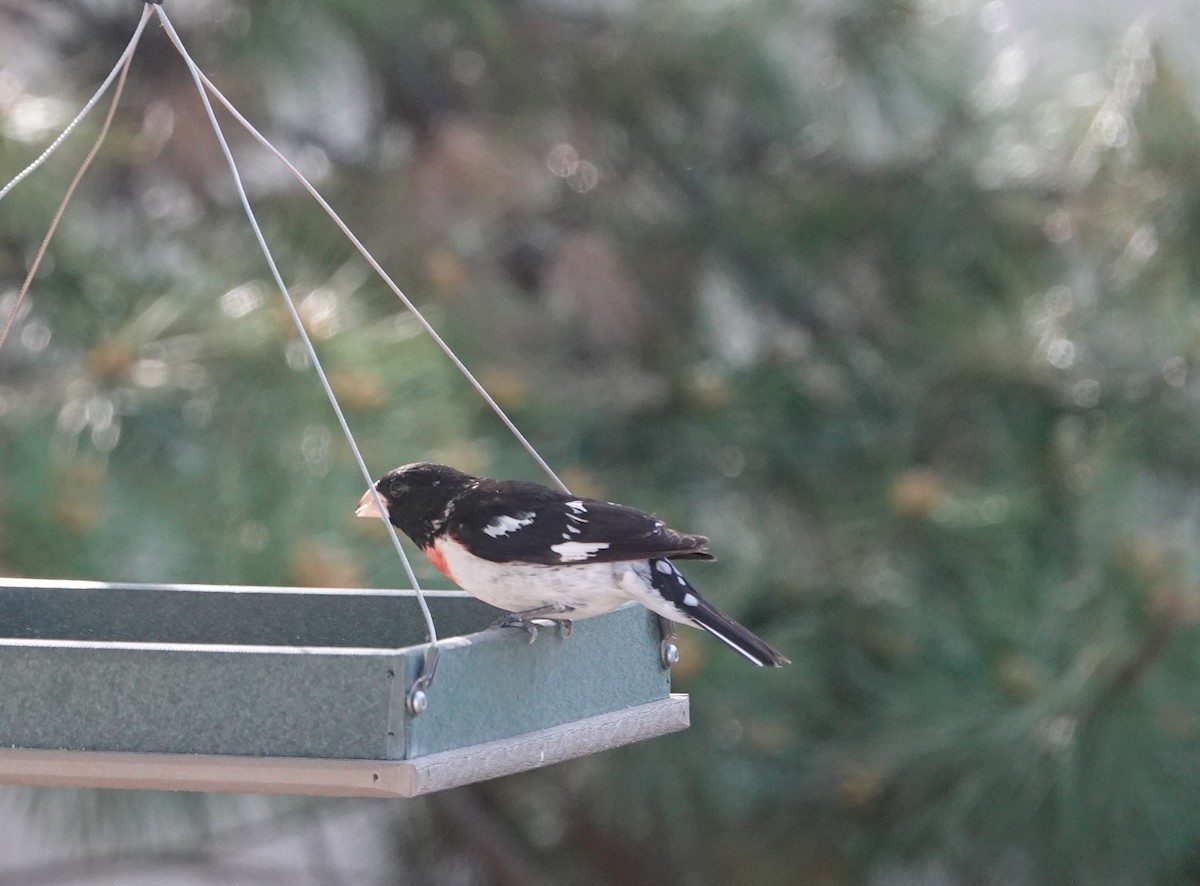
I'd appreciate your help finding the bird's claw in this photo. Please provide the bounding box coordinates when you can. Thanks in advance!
[492,613,572,644]
[493,612,538,643]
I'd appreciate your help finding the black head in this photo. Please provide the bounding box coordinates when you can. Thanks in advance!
[355,462,478,547]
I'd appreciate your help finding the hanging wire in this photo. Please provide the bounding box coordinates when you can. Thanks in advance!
[0,3,581,701]
[170,33,571,496]
[0,7,150,352]
[153,10,444,679]
[0,5,153,205]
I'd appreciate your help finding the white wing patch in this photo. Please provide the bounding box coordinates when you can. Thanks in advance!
[483,511,536,538]
[551,540,611,562]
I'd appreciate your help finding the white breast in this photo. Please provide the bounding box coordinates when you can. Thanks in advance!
[435,538,636,619]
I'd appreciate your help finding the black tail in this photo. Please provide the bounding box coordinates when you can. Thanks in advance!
[649,559,789,667]
[689,597,791,667]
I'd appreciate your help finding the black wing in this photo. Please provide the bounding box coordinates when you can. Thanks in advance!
[445,479,713,565]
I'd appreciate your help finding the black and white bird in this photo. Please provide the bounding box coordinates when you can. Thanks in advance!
[355,462,789,667]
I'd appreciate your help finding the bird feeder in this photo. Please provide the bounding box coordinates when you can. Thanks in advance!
[0,577,688,797]
[0,4,689,797]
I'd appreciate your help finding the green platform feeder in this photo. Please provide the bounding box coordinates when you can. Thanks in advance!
[0,578,689,797]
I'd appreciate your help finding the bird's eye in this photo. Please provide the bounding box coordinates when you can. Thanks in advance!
[388,479,408,497]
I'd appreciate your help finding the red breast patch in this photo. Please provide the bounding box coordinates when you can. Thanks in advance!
[424,543,456,582]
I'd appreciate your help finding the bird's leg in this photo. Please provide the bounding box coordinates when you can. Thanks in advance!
[658,615,680,668]
[494,612,539,644]
[493,606,575,644]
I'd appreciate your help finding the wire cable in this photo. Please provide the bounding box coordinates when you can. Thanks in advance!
[154,8,441,654]
[0,5,152,204]
[0,8,148,353]
[181,50,570,495]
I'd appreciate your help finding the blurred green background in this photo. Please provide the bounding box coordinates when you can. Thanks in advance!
[3,0,1200,883]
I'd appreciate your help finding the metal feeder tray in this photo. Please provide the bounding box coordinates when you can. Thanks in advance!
[0,578,689,797]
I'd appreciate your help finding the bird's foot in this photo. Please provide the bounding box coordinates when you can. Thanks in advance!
[492,611,574,644]
[493,612,541,643]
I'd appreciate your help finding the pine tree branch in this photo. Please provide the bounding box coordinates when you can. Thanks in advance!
[1090,592,1185,716]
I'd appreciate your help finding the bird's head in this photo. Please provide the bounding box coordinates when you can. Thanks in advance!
[355,462,477,546]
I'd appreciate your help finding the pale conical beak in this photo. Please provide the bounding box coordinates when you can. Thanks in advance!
[355,489,386,519]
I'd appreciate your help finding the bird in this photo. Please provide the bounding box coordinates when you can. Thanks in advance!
[355,462,789,667]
